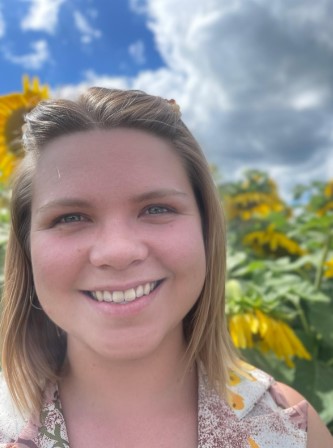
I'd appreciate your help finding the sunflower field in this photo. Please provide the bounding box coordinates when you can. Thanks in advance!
[0,79,332,432]
[222,170,333,432]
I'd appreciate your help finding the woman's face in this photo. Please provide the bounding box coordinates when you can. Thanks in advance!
[30,128,206,363]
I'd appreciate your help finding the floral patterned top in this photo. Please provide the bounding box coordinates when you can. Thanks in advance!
[0,364,307,448]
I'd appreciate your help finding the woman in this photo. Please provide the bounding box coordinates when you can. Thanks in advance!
[0,87,331,447]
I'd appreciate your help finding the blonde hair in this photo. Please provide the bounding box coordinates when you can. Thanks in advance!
[0,87,238,415]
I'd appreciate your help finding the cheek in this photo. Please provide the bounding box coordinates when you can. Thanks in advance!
[30,235,80,290]
[164,222,206,282]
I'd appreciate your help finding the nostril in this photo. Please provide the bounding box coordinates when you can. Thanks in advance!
[89,236,149,270]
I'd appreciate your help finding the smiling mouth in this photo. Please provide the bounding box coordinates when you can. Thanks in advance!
[84,280,163,304]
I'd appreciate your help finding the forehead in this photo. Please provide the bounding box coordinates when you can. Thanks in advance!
[32,128,192,202]
[37,127,181,165]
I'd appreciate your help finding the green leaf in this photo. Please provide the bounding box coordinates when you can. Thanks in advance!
[298,215,333,232]
[227,251,247,271]
[308,301,333,345]
[266,254,320,272]
[242,349,295,384]
[292,359,333,425]
[229,260,266,277]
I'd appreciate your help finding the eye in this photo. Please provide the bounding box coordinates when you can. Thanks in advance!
[144,205,173,215]
[56,214,87,224]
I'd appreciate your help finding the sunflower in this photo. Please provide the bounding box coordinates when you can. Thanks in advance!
[311,180,333,215]
[228,309,311,367]
[0,75,49,183]
[324,258,333,278]
[225,191,286,221]
[317,201,333,216]
[324,181,333,198]
[223,170,289,221]
[243,224,305,257]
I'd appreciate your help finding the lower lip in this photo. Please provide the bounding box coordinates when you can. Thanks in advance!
[82,282,163,317]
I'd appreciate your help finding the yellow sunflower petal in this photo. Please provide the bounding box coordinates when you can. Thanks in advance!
[229,314,254,349]
[0,75,49,183]
[229,316,242,348]
[324,181,333,198]
[255,309,269,337]
[281,322,312,360]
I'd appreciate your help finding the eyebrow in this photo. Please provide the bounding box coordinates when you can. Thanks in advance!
[132,188,188,202]
[36,198,92,214]
[35,189,188,213]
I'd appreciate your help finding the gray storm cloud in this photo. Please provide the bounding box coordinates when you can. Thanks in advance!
[57,0,333,198]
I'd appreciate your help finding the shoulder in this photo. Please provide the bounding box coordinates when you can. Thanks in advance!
[0,372,26,443]
[226,364,276,418]
[199,364,309,447]
[226,364,308,446]
[276,382,333,448]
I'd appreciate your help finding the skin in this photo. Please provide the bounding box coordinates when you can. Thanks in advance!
[30,128,206,447]
[28,127,332,447]
[30,128,206,364]
[277,383,333,448]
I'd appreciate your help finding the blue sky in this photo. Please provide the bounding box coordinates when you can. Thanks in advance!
[1,0,333,197]
[0,0,164,93]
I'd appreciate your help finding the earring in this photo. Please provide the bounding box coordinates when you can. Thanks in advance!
[29,289,43,311]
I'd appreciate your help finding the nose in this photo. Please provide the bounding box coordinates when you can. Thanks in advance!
[89,220,148,270]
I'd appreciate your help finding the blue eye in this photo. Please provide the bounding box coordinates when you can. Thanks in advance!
[58,214,85,223]
[145,205,171,214]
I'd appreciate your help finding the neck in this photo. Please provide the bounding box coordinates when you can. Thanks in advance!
[59,332,197,416]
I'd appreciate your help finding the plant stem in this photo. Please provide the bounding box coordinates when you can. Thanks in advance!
[295,301,311,334]
[314,230,332,290]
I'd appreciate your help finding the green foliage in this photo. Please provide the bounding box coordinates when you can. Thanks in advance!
[222,170,333,428]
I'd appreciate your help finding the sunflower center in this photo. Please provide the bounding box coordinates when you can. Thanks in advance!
[4,106,29,156]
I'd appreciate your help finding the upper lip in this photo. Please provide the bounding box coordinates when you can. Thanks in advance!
[82,279,163,292]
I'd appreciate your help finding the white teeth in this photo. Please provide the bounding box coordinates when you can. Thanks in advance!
[96,291,104,302]
[124,288,136,302]
[91,281,158,304]
[136,285,144,298]
[103,291,112,302]
[113,291,125,303]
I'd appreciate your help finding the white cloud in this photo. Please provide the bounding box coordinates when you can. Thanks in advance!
[56,0,333,197]
[53,70,130,99]
[129,40,146,65]
[142,0,333,193]
[21,0,66,34]
[4,40,49,69]
[289,89,328,111]
[73,10,102,44]
[55,68,186,102]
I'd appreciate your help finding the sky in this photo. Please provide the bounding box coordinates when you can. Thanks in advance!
[1,0,333,199]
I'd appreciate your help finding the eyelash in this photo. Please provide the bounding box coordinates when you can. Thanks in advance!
[143,205,175,215]
[53,213,88,225]
[51,204,176,226]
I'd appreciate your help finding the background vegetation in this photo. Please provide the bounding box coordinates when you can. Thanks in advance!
[222,170,333,431]
[0,79,332,432]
